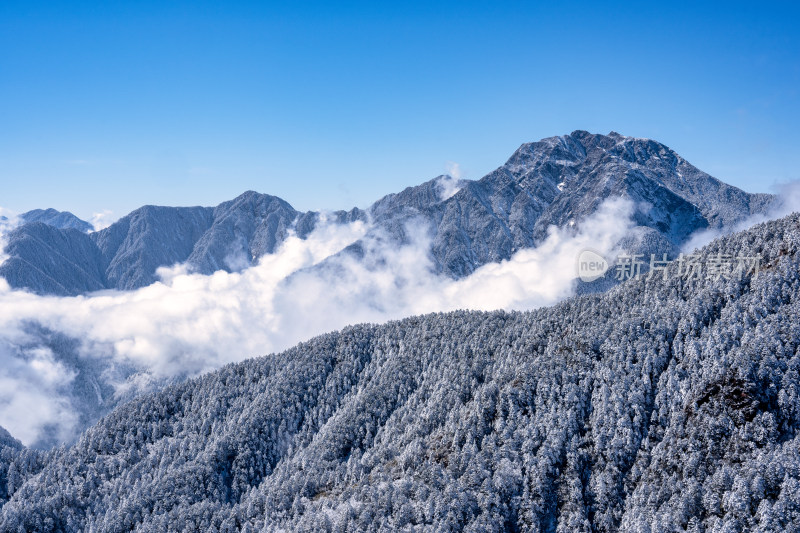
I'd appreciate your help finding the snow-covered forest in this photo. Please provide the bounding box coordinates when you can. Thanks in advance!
[1,212,799,532]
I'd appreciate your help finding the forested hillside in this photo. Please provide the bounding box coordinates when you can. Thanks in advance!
[1,214,799,532]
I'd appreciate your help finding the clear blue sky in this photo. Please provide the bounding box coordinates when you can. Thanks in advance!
[1,1,798,222]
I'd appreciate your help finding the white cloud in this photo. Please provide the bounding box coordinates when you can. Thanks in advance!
[89,210,114,231]
[772,180,800,217]
[682,180,800,253]
[0,199,635,446]
[437,162,464,200]
[445,161,462,180]
[0,340,78,446]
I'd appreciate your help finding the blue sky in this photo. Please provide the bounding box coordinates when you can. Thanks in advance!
[1,1,798,222]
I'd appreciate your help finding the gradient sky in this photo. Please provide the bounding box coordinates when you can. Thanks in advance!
[1,0,798,223]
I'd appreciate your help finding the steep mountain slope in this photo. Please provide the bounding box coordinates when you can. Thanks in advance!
[92,205,216,290]
[185,192,364,275]
[2,213,798,532]
[0,223,108,295]
[0,427,23,506]
[184,192,298,275]
[368,131,773,277]
[0,429,20,452]
[0,131,774,296]
[0,431,43,509]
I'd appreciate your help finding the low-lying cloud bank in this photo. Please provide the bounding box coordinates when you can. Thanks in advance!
[2,197,636,446]
[682,181,800,252]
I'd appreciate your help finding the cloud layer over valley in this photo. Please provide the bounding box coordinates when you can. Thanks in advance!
[0,199,639,446]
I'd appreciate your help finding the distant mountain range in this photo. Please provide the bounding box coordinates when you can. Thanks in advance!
[0,131,775,296]
[18,208,94,233]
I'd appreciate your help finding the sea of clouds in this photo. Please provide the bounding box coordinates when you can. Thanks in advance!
[3,183,799,447]
[0,198,639,446]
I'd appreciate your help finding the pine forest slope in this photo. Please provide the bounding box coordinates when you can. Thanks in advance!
[0,213,798,531]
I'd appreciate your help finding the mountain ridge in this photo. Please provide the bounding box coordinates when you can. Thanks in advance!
[19,208,94,233]
[0,131,775,295]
